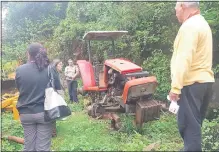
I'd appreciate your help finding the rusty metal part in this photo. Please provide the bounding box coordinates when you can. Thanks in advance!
[110,113,122,130]
[100,113,122,130]
[124,104,136,113]
[135,100,161,127]
[2,136,24,144]
[103,105,121,112]
[87,103,105,118]
[160,102,169,112]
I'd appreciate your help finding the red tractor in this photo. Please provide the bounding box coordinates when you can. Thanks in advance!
[77,31,161,127]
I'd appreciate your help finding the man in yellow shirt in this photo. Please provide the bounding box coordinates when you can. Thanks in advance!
[169,1,215,151]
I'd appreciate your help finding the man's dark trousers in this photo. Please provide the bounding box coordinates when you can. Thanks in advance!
[177,82,213,151]
[67,80,78,103]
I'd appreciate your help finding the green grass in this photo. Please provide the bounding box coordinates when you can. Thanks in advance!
[2,102,218,151]
[1,106,183,151]
[1,112,24,151]
[8,93,219,151]
[52,112,120,151]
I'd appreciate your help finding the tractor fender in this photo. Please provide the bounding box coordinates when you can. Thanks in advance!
[122,76,158,104]
[77,60,96,90]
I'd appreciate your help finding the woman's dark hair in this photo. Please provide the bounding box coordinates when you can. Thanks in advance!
[27,43,50,71]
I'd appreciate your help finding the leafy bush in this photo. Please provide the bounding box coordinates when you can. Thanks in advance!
[1,60,18,80]
[142,50,171,101]
[207,64,219,120]
[202,117,219,151]
[213,64,219,78]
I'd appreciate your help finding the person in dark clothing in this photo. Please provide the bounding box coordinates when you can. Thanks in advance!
[50,59,63,92]
[15,43,56,151]
[50,59,64,137]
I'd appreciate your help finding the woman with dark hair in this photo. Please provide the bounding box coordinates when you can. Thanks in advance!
[50,59,63,92]
[50,59,64,137]
[15,42,54,151]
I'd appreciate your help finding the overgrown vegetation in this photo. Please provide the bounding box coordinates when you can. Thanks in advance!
[1,1,219,151]
[2,101,218,151]
[2,2,219,82]
[1,113,23,151]
[142,50,171,100]
[202,117,219,151]
[213,64,219,78]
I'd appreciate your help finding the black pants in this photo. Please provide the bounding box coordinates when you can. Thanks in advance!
[177,82,213,151]
[67,80,78,103]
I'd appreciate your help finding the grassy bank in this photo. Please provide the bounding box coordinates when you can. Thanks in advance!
[1,101,183,151]
[1,101,218,151]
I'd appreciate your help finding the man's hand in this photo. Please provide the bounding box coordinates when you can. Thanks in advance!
[169,92,180,102]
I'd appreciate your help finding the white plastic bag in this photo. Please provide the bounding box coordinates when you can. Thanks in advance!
[167,95,179,114]
[44,87,71,122]
[44,65,71,122]
[44,88,67,110]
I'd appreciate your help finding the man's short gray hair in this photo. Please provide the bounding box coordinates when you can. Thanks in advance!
[177,0,200,8]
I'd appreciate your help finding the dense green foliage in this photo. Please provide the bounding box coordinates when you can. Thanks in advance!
[2,2,219,80]
[142,50,171,100]
[202,117,219,151]
[2,2,68,74]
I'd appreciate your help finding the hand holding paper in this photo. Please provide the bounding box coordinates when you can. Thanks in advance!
[167,95,179,114]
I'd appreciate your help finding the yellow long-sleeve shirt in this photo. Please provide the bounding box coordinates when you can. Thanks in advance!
[171,14,215,94]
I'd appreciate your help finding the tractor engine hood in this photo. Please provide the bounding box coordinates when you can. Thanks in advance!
[104,58,142,74]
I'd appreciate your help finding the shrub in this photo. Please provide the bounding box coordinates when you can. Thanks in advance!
[213,64,219,78]
[202,117,219,151]
[142,50,171,101]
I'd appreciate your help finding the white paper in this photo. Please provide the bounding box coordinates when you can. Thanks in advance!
[167,95,179,114]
